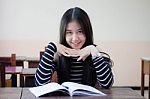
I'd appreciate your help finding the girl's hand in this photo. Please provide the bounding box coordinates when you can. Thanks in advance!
[56,43,78,57]
[55,43,100,61]
[77,45,100,61]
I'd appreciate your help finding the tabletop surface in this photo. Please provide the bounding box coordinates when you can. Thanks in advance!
[141,57,150,61]
[0,87,146,99]
[22,68,37,74]
[0,88,22,99]
[16,56,39,61]
[21,87,145,99]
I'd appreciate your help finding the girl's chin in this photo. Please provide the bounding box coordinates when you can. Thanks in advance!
[74,48,80,50]
[71,46,81,49]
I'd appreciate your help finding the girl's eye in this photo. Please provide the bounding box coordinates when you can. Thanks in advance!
[66,31,72,35]
[77,30,83,34]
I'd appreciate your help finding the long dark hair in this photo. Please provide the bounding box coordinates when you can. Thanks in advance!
[59,7,93,48]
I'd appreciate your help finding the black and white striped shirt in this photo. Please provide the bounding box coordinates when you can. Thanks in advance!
[35,42,114,88]
[69,57,83,83]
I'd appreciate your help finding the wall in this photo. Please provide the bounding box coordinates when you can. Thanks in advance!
[0,0,150,86]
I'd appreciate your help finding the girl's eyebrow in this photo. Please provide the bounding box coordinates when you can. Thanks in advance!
[66,28,82,31]
[78,28,82,30]
[66,30,71,31]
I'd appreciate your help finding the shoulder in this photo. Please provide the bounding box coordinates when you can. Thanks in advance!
[45,42,57,53]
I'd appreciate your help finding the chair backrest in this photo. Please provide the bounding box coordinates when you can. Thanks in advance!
[40,46,46,59]
[0,54,16,87]
[0,54,16,66]
[40,51,44,60]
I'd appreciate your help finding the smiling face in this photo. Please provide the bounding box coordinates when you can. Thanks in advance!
[65,20,86,49]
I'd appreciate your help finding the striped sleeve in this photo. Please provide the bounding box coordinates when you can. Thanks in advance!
[35,42,57,86]
[93,56,114,88]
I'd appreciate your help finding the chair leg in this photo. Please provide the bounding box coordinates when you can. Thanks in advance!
[148,70,150,99]
[141,60,144,96]
[20,74,24,87]
[0,63,5,87]
[11,74,17,87]
[141,74,144,96]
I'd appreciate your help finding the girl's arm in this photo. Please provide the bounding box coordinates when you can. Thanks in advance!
[92,55,114,88]
[35,42,57,86]
[74,45,114,88]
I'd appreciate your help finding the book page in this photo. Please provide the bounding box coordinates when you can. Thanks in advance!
[29,83,66,97]
[61,82,106,96]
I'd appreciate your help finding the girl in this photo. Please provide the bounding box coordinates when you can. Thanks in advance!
[35,7,114,88]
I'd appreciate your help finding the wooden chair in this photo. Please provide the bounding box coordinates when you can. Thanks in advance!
[141,57,150,99]
[20,50,58,87]
[20,68,37,87]
[0,54,22,87]
[20,51,42,87]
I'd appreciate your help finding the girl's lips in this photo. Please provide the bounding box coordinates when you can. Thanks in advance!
[71,41,81,45]
[71,42,80,46]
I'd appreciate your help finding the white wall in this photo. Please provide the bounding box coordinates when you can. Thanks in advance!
[0,0,150,86]
[1,0,150,41]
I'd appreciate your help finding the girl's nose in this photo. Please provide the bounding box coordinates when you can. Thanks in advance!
[72,33,79,41]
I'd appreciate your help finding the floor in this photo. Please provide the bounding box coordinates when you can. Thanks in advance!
[135,90,148,99]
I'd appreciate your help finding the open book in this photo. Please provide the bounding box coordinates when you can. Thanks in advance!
[29,82,106,97]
